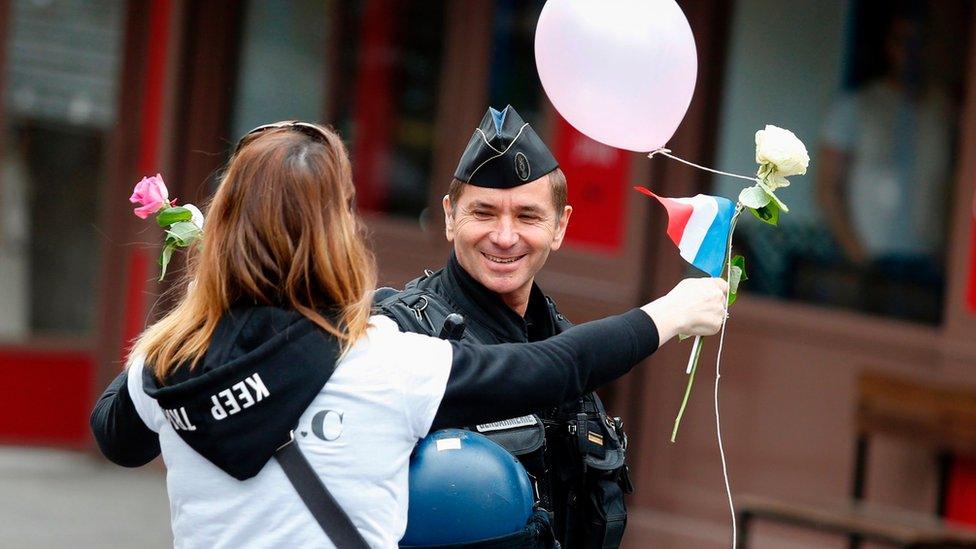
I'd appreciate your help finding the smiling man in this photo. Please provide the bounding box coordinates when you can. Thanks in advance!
[445,149,570,318]
[378,106,632,549]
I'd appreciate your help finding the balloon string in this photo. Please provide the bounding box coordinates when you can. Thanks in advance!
[648,149,759,183]
[716,206,742,549]
[650,146,743,548]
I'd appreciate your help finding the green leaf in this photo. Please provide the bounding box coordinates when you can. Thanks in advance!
[165,221,203,247]
[728,255,747,306]
[728,274,740,306]
[156,206,193,227]
[749,199,780,226]
[738,185,770,209]
[757,180,790,213]
[158,243,175,281]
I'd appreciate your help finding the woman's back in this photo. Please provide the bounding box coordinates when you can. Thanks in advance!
[127,308,451,548]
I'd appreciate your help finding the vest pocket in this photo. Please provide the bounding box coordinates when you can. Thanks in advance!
[581,478,627,548]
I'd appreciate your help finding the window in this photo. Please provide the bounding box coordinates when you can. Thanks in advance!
[0,0,124,339]
[712,0,971,324]
[230,0,330,140]
[488,0,546,123]
[229,0,446,220]
[334,1,446,218]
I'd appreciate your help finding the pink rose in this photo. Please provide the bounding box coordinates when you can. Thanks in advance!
[130,174,169,219]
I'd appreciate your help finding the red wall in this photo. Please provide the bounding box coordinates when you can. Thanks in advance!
[0,349,94,447]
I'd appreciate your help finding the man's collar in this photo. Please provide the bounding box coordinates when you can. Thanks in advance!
[444,253,553,342]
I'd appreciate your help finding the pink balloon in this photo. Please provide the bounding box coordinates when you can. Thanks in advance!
[535,0,698,152]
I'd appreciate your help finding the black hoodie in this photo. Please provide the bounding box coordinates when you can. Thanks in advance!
[91,305,659,479]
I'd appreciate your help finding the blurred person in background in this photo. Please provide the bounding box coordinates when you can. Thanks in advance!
[816,5,953,317]
[89,121,728,548]
[376,105,632,548]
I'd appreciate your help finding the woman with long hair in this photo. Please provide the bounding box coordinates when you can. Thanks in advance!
[91,122,727,548]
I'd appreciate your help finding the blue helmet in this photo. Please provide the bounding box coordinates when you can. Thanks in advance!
[401,429,535,546]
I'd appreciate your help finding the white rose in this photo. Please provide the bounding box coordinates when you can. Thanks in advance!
[755,125,809,177]
[764,173,790,191]
[184,203,205,230]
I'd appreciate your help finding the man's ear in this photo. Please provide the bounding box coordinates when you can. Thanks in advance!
[442,194,455,242]
[550,205,573,251]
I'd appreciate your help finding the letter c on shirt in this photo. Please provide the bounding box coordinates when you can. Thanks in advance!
[311,409,344,441]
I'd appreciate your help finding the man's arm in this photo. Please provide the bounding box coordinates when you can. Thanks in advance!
[89,371,161,467]
[431,308,658,430]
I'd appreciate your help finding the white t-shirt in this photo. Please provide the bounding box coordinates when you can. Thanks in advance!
[127,315,453,548]
[822,82,952,257]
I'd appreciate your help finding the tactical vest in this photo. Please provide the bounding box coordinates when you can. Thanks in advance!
[376,274,633,549]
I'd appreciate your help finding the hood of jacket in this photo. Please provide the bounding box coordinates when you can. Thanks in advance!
[142,306,340,480]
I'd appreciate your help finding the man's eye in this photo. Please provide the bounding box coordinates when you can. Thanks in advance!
[472,210,491,218]
[519,214,540,221]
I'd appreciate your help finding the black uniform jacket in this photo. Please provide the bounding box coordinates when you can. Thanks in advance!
[377,255,631,547]
[404,255,575,428]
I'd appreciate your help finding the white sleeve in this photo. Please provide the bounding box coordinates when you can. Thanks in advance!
[126,357,166,433]
[382,321,453,439]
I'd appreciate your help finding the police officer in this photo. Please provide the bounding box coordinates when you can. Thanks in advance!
[378,106,635,548]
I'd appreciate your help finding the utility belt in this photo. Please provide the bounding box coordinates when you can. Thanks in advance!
[472,401,631,549]
[546,397,632,549]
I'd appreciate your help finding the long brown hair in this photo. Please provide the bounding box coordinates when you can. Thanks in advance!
[132,123,377,380]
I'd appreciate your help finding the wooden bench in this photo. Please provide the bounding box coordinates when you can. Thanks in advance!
[736,373,976,548]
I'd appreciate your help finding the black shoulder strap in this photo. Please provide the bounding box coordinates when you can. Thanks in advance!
[380,287,503,343]
[275,436,370,548]
[267,348,370,549]
[545,295,574,334]
[376,280,456,338]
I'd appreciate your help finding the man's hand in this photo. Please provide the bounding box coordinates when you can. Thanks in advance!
[641,278,729,347]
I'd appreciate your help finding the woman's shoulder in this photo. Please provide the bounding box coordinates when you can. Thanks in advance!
[118,354,167,432]
[361,314,452,359]
[369,313,401,332]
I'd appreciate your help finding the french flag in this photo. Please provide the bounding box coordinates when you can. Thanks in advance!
[635,186,735,277]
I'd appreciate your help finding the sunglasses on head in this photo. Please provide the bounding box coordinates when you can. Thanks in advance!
[234,121,331,154]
